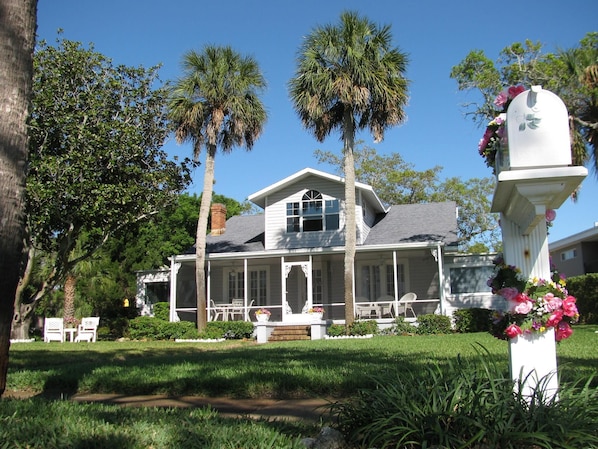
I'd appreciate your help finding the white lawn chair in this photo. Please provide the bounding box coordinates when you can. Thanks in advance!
[75,317,100,342]
[44,318,64,342]
[230,298,245,321]
[210,299,224,321]
[395,292,417,318]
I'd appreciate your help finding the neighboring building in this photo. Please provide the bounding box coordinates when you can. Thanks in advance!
[158,168,500,324]
[549,224,598,277]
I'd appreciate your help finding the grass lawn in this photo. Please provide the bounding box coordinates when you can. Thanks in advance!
[3,325,597,448]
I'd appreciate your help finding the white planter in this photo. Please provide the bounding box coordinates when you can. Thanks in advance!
[309,312,323,321]
[509,327,558,402]
[256,314,270,322]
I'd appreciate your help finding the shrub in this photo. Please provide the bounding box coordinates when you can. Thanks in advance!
[333,350,598,448]
[453,307,493,333]
[567,273,598,324]
[198,321,255,340]
[349,320,379,336]
[385,316,417,335]
[152,302,170,321]
[415,314,452,335]
[128,316,198,340]
[326,323,347,337]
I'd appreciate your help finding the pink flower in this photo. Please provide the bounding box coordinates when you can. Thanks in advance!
[546,309,563,327]
[544,293,562,312]
[555,321,573,341]
[545,209,556,222]
[498,287,519,301]
[514,292,530,303]
[513,300,533,315]
[505,324,523,338]
[508,85,526,99]
[494,91,508,108]
[562,296,578,318]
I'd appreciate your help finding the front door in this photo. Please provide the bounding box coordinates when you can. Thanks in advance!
[283,261,312,320]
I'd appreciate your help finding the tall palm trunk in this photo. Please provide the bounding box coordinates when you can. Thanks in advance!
[0,0,37,396]
[195,144,216,331]
[343,112,356,327]
[63,273,76,323]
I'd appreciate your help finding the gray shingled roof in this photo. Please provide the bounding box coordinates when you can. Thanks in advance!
[364,201,458,246]
[203,214,265,254]
[200,201,458,255]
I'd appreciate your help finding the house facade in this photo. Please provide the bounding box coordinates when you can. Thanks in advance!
[549,224,598,277]
[161,168,501,324]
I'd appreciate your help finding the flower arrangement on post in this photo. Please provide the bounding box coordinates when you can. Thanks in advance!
[488,255,579,341]
[255,308,271,322]
[478,85,526,171]
[308,307,324,314]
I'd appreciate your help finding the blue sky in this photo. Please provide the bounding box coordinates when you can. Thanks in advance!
[36,0,597,244]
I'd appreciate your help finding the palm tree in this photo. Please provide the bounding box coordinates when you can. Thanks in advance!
[168,46,267,330]
[288,11,409,326]
[560,35,598,175]
[0,0,37,397]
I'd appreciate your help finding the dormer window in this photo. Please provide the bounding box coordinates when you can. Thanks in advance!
[286,190,339,233]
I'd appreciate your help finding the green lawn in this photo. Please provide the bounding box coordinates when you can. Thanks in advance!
[7,325,598,398]
[3,326,597,449]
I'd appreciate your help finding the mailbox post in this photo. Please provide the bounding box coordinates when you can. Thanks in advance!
[491,86,587,400]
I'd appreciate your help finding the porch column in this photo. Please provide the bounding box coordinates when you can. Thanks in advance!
[435,243,445,315]
[169,259,181,322]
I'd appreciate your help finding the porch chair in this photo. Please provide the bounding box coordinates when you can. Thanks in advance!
[43,318,64,343]
[376,295,396,318]
[74,317,100,342]
[210,299,224,321]
[355,297,377,319]
[230,298,245,321]
[395,292,417,318]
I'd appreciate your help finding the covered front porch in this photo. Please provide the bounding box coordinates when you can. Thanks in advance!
[168,243,446,325]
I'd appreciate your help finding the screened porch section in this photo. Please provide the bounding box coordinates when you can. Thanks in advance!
[169,248,444,324]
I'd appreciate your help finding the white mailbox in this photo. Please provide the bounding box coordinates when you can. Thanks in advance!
[504,86,571,170]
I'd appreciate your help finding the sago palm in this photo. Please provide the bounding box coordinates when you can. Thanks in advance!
[288,11,409,326]
[168,46,267,330]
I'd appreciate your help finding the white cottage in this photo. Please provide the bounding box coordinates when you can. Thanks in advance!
[162,168,499,324]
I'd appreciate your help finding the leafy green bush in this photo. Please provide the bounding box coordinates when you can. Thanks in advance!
[325,321,379,337]
[326,323,347,337]
[198,321,255,340]
[152,302,170,321]
[333,349,598,448]
[453,307,493,333]
[415,314,452,334]
[567,273,598,324]
[384,316,417,335]
[349,320,379,336]
[128,316,198,340]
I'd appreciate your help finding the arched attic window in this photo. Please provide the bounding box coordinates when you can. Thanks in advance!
[286,190,339,232]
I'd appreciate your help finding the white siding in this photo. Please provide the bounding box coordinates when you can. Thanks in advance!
[264,175,351,250]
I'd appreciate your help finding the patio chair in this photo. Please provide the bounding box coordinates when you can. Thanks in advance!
[355,297,377,319]
[74,317,100,342]
[210,299,224,321]
[376,295,396,317]
[230,298,245,320]
[43,318,64,343]
[395,292,417,318]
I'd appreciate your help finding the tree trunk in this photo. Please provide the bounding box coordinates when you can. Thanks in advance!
[0,0,37,396]
[343,112,356,328]
[63,273,76,323]
[195,144,216,331]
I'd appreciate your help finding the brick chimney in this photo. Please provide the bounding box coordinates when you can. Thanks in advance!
[210,203,227,236]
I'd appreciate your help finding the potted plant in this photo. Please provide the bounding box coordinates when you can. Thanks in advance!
[255,308,271,322]
[308,306,324,320]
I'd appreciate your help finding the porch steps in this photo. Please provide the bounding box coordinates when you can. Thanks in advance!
[268,325,311,342]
